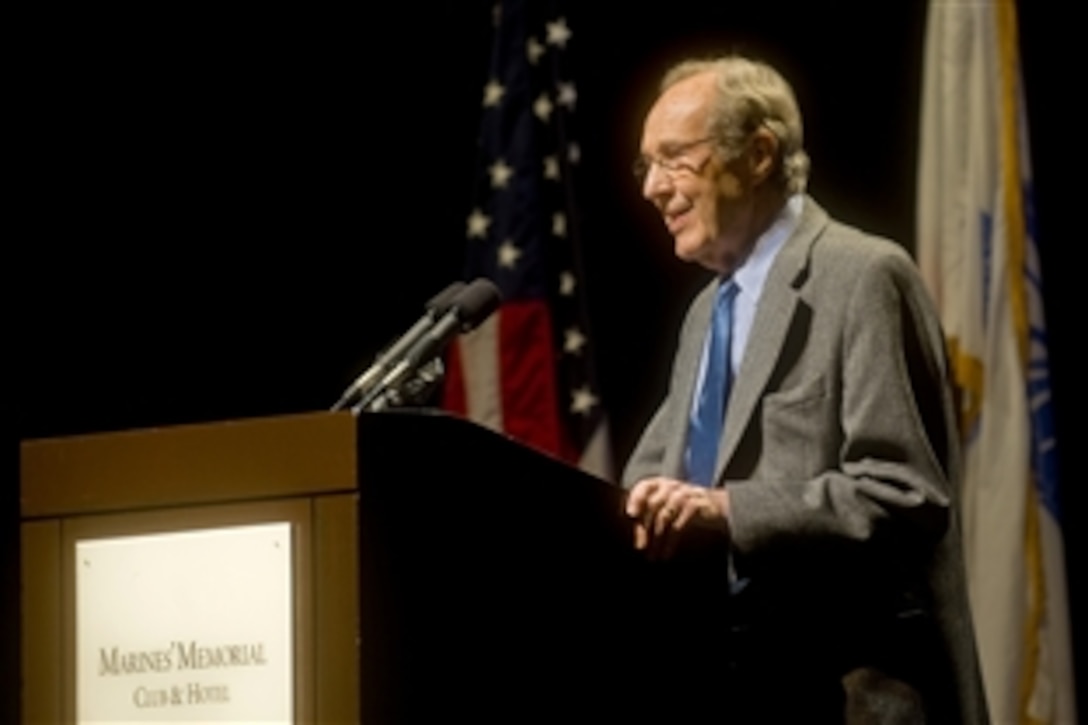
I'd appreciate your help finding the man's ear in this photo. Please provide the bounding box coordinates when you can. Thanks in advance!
[748,127,779,186]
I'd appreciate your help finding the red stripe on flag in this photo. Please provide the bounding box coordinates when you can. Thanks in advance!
[441,336,467,416]
[498,299,564,460]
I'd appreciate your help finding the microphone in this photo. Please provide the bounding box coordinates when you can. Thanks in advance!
[330,281,466,412]
[355,277,502,413]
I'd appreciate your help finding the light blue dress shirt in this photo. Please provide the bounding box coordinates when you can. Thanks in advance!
[690,194,805,420]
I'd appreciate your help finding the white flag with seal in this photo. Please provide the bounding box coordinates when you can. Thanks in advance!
[917,1,1076,722]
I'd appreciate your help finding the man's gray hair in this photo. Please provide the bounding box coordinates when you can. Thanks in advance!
[662,55,810,194]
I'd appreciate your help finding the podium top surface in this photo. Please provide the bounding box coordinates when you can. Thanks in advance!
[20,410,359,519]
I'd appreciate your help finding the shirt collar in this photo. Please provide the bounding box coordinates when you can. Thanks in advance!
[731,194,804,297]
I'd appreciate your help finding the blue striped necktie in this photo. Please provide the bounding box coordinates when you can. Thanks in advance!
[686,279,738,487]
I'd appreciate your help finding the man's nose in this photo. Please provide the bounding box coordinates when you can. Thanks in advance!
[641,162,673,202]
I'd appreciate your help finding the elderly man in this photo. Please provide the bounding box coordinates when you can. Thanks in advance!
[623,55,989,722]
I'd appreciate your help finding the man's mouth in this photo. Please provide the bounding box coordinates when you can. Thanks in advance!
[665,208,691,234]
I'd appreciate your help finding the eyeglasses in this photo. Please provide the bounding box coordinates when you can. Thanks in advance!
[632,136,718,184]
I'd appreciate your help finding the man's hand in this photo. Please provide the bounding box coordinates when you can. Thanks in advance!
[624,477,731,560]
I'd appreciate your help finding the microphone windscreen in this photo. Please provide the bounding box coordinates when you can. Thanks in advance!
[425,281,467,316]
[454,278,503,331]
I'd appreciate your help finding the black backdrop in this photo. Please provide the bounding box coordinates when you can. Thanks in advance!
[10,2,1083,717]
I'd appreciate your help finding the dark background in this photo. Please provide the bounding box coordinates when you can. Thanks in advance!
[9,2,1082,717]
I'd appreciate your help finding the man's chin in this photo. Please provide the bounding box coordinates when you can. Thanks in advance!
[673,237,724,273]
[672,235,704,263]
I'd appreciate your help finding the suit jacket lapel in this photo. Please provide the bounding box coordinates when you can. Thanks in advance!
[715,197,829,483]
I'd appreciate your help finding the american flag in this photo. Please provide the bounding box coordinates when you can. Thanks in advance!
[442,0,613,480]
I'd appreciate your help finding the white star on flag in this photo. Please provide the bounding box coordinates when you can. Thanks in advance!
[489,159,514,189]
[552,212,566,238]
[546,17,571,48]
[559,271,576,296]
[567,142,581,165]
[570,386,598,416]
[526,36,545,65]
[533,94,553,122]
[564,327,587,354]
[497,239,522,268]
[543,155,560,180]
[483,79,505,107]
[556,82,577,110]
[466,208,491,238]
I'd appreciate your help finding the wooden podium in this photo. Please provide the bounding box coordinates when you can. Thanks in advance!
[20,409,731,723]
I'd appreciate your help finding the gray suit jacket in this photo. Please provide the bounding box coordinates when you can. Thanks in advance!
[623,197,988,723]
